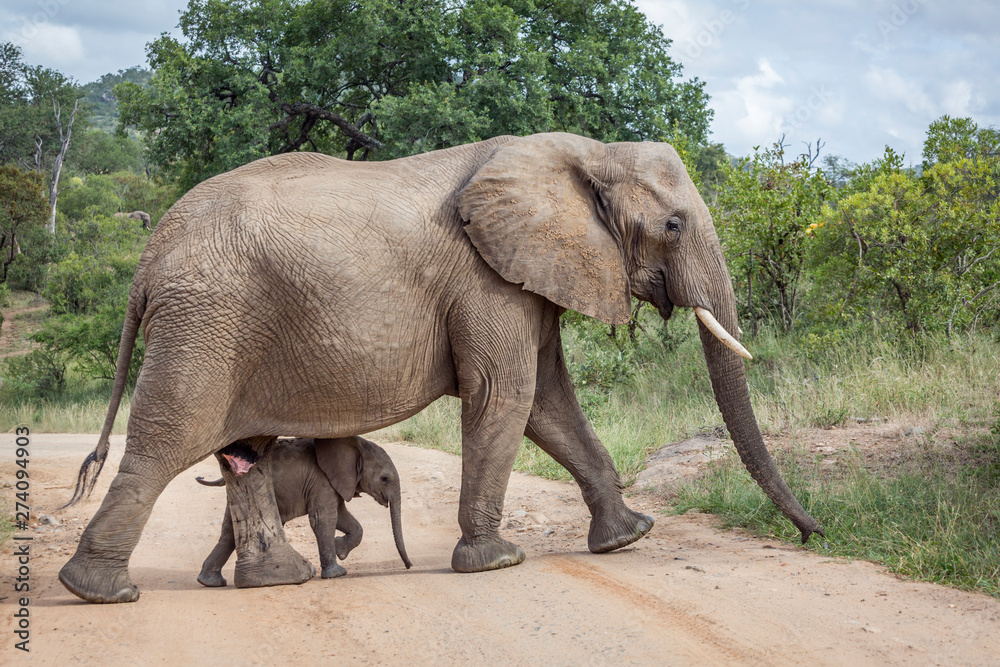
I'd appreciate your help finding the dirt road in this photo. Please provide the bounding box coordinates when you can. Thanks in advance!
[2,433,999,665]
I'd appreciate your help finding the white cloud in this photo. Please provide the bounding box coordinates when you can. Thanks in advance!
[4,22,86,72]
[717,58,794,142]
[941,80,975,117]
[864,66,936,117]
[636,0,713,48]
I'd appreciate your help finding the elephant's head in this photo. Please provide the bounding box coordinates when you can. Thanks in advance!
[458,132,822,542]
[315,436,413,568]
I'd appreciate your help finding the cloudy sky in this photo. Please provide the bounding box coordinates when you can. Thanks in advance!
[2,0,997,165]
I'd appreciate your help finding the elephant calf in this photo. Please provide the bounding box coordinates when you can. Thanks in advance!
[197,436,411,587]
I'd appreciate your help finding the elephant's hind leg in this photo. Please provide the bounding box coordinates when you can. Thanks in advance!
[222,439,315,588]
[59,445,185,603]
[526,331,653,554]
[197,506,235,587]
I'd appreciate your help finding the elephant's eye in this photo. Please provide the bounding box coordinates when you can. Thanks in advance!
[665,217,682,237]
[381,475,389,483]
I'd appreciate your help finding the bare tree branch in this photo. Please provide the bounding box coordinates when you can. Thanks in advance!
[267,102,383,155]
[47,96,80,235]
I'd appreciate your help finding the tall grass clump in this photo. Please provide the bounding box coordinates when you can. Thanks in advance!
[675,443,1000,597]
[744,327,1000,433]
[0,378,131,433]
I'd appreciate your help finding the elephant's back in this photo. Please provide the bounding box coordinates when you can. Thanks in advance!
[138,143,501,285]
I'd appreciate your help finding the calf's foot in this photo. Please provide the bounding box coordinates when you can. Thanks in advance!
[321,563,347,579]
[197,570,227,587]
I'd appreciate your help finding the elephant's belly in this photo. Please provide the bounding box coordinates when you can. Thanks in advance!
[233,324,457,439]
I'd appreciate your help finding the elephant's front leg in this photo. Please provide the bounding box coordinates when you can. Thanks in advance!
[221,438,315,588]
[526,330,653,553]
[306,483,347,578]
[451,339,537,573]
[334,497,363,561]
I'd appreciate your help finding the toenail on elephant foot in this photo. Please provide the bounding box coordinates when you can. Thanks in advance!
[197,571,227,587]
[335,536,354,561]
[59,555,140,603]
[321,563,347,579]
[451,536,526,573]
[233,541,315,588]
[588,508,654,554]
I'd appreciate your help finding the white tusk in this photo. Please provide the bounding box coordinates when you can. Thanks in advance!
[694,307,753,360]
[736,325,744,337]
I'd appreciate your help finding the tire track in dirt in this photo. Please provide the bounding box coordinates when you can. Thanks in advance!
[545,555,771,666]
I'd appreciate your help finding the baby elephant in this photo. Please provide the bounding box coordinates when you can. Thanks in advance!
[197,436,411,587]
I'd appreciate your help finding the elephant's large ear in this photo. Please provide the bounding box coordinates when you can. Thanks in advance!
[457,133,631,325]
[314,437,362,502]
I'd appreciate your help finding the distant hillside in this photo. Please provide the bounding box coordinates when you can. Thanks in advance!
[80,67,151,133]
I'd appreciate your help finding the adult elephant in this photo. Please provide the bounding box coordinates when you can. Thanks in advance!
[60,133,821,603]
[114,210,152,231]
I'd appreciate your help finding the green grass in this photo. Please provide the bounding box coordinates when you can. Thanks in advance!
[673,441,1000,597]
[0,378,131,433]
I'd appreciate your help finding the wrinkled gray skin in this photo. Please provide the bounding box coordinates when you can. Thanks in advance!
[114,210,151,231]
[60,132,821,604]
[197,436,411,587]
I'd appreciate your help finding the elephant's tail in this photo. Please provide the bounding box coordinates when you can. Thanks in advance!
[195,476,225,487]
[62,288,146,508]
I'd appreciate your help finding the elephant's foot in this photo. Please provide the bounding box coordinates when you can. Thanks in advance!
[588,507,654,554]
[321,563,347,579]
[59,555,139,603]
[233,541,315,589]
[197,570,227,587]
[451,535,525,573]
[335,536,359,561]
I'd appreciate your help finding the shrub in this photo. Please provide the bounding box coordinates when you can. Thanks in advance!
[809,124,1000,335]
[713,142,834,333]
[41,286,144,385]
[42,214,144,315]
[4,344,69,398]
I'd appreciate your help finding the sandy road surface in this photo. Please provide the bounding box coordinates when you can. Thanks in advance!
[2,433,999,665]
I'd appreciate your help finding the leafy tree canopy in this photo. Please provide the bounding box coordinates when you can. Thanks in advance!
[117,0,713,188]
[0,41,86,172]
[0,164,49,284]
[923,115,1000,168]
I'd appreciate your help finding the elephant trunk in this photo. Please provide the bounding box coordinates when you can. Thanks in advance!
[390,498,412,569]
[693,286,823,542]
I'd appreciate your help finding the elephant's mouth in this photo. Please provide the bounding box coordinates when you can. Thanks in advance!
[651,270,674,321]
[219,442,259,476]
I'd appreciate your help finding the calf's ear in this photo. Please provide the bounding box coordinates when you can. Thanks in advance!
[314,437,361,501]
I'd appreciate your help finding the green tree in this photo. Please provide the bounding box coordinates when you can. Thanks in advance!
[712,142,834,333]
[0,42,87,232]
[923,115,1000,168]
[79,66,152,133]
[69,129,143,175]
[0,164,48,283]
[810,118,1000,335]
[117,0,712,187]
